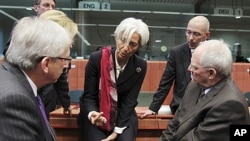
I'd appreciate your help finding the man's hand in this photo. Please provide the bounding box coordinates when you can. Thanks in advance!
[101,132,118,141]
[140,109,155,118]
[90,111,107,126]
[63,107,72,116]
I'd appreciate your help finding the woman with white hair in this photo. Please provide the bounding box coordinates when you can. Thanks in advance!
[78,17,150,141]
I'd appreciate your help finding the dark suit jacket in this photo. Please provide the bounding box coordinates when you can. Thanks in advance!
[0,61,56,141]
[149,42,191,114]
[160,77,250,141]
[39,70,70,119]
[78,48,146,139]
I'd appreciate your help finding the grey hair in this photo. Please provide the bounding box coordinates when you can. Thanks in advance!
[114,17,149,47]
[198,39,233,77]
[5,16,72,71]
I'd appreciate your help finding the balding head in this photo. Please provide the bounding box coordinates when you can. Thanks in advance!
[188,16,210,33]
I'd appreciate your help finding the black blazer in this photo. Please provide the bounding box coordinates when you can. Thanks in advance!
[39,70,70,119]
[78,48,147,130]
[149,42,192,114]
[0,61,56,141]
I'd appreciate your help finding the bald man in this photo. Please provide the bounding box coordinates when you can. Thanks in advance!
[140,16,210,117]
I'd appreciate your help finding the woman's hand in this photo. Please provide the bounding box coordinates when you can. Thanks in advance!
[90,111,107,126]
[101,132,118,141]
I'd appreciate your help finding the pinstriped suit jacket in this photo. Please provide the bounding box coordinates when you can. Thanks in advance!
[0,61,56,141]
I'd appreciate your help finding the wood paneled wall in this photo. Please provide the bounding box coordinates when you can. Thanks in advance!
[68,60,250,105]
[1,58,250,104]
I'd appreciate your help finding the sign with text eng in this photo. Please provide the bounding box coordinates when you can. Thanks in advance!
[78,1,100,10]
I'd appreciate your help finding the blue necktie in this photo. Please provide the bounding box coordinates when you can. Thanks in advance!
[36,95,50,130]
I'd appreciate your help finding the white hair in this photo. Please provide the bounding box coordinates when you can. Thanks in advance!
[114,17,149,47]
[6,16,72,70]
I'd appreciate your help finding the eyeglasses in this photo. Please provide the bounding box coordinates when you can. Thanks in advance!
[185,30,204,38]
[38,56,72,64]
[54,57,72,64]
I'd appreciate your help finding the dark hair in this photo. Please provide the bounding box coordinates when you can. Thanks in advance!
[34,0,56,5]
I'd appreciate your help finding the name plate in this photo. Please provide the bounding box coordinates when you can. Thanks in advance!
[78,1,100,10]
[214,7,233,15]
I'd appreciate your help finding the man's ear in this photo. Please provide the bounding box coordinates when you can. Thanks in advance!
[208,68,216,79]
[33,5,38,13]
[40,57,50,73]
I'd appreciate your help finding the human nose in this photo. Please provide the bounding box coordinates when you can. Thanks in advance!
[188,65,193,71]
[123,44,129,51]
[187,33,195,40]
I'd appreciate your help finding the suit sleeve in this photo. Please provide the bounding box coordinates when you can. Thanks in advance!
[79,52,101,113]
[149,48,176,112]
[53,70,70,109]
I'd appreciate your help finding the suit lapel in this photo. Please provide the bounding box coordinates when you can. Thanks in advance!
[181,43,192,81]
[178,78,228,126]
[2,61,56,141]
[2,61,34,95]
[111,50,136,85]
[117,56,135,85]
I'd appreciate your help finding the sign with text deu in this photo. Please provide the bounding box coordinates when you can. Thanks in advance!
[78,1,100,10]
[214,7,233,15]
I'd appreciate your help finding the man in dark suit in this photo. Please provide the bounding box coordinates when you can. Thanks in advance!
[34,0,72,118]
[77,17,150,141]
[159,39,250,141]
[141,16,210,117]
[3,0,72,119]
[0,17,72,140]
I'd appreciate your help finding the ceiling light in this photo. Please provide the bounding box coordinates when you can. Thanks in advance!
[26,7,33,10]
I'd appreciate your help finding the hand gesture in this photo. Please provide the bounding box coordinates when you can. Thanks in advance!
[90,111,107,126]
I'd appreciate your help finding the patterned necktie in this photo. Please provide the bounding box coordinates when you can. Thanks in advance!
[36,95,50,130]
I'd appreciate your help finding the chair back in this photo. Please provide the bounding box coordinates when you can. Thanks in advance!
[69,90,83,103]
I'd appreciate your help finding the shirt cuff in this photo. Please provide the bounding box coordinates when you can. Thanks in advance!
[88,111,95,120]
[114,126,127,134]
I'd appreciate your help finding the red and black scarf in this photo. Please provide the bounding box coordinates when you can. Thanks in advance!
[99,46,118,131]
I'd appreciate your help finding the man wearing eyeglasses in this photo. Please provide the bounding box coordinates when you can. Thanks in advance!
[140,16,210,117]
[0,16,72,141]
